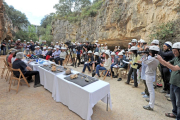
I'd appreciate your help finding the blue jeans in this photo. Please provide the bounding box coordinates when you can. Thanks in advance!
[82,63,91,72]
[96,65,106,76]
[110,63,115,73]
[2,47,6,55]
[170,84,180,120]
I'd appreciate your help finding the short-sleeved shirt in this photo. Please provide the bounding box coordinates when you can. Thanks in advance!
[7,54,13,63]
[12,59,27,77]
[169,57,180,88]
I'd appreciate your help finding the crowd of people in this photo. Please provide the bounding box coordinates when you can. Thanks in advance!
[4,38,180,119]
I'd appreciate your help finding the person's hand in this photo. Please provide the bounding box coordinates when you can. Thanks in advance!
[156,55,162,60]
[118,58,120,61]
[130,62,132,65]
[137,60,141,63]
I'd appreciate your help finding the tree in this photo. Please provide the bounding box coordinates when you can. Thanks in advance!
[28,25,38,41]
[41,24,53,45]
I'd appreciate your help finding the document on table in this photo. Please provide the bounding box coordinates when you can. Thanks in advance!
[123,60,130,64]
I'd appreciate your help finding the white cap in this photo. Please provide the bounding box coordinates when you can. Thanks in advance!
[56,42,58,43]
[18,39,21,41]
[27,42,30,43]
[101,44,103,45]
[130,46,138,51]
[37,46,40,48]
[105,51,110,55]
[30,40,32,41]
[24,40,26,41]
[115,46,117,47]
[61,47,66,49]
[151,39,159,45]
[94,52,99,56]
[53,48,56,50]
[43,47,47,50]
[8,40,11,42]
[165,41,172,48]
[128,43,132,45]
[131,39,137,43]
[118,52,123,56]
[140,39,146,43]
[172,42,180,49]
[95,40,98,43]
[149,46,159,51]
[101,50,105,53]
[56,46,60,49]
[48,47,51,49]
[111,52,115,55]
[121,49,125,53]
[88,50,92,54]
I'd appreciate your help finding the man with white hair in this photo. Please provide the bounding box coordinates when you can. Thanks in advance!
[34,46,42,58]
[12,52,41,88]
[42,47,48,59]
[59,47,67,65]
[54,47,61,64]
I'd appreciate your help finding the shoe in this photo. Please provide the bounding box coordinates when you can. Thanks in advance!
[143,105,153,111]
[143,94,149,98]
[132,86,138,88]
[130,80,134,83]
[160,90,167,93]
[70,64,74,66]
[117,78,122,81]
[125,82,129,84]
[167,98,171,101]
[34,84,41,88]
[141,92,145,95]
[113,75,118,78]
[146,98,150,102]
[165,94,170,98]
[28,79,33,83]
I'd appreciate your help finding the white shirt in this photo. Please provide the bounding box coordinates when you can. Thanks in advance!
[42,50,48,56]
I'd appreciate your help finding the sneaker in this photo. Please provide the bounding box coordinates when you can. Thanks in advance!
[143,105,153,111]
[113,75,118,78]
[167,98,171,101]
[117,78,122,81]
[141,92,145,95]
[165,94,170,98]
[130,80,134,83]
[160,90,167,93]
[146,98,150,102]
[143,94,149,98]
[34,84,41,88]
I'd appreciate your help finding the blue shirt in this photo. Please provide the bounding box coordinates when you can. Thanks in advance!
[54,50,61,59]
[35,49,42,56]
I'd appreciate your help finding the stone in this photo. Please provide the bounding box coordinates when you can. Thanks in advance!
[65,68,71,75]
[51,66,56,72]
[70,74,78,80]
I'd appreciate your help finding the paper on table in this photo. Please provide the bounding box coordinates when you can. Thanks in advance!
[123,60,130,64]
[113,65,118,68]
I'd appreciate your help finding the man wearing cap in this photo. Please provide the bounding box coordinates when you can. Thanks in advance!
[54,47,61,64]
[159,41,174,97]
[9,40,15,49]
[22,40,27,53]
[157,42,180,119]
[7,49,16,63]
[34,46,42,58]
[15,39,23,52]
[29,42,36,53]
[75,43,81,67]
[110,52,117,76]
[42,47,48,59]
[113,52,128,81]
[50,48,56,61]
[59,47,67,65]
[54,42,59,48]
[131,39,137,47]
[82,50,94,73]
[50,42,54,48]
[12,52,41,87]
[1,40,6,55]
[26,42,31,55]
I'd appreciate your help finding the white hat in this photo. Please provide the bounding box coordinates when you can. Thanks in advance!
[48,47,51,49]
[105,51,110,55]
[95,40,98,43]
[30,40,32,41]
[56,42,58,43]
[18,39,21,41]
[53,48,56,50]
[151,39,159,45]
[149,46,159,51]
[101,50,105,53]
[24,40,26,41]
[118,52,123,56]
[37,46,40,48]
[88,50,92,54]
[27,42,30,43]
[56,46,60,49]
[128,43,132,45]
[101,44,103,45]
[121,49,125,53]
[165,41,172,48]
[140,40,146,43]
[172,42,180,49]
[61,47,65,49]
[8,40,11,42]
[94,52,99,56]
[36,41,38,43]
[115,46,117,47]
[111,52,115,55]
[131,39,137,43]
[16,52,24,59]
[130,46,138,51]
[43,47,47,50]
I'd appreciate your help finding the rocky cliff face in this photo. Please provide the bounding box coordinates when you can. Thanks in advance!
[52,0,180,49]
[0,0,13,42]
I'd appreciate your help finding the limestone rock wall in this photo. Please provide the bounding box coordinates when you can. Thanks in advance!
[52,0,180,48]
[0,0,13,42]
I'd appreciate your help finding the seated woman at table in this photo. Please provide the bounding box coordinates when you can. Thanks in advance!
[82,50,94,73]
[11,51,17,64]
[50,48,56,61]
[95,51,111,77]
[42,47,48,59]
[34,46,42,58]
[92,52,101,72]
[100,50,105,62]
[12,52,41,88]
[59,47,67,66]
[46,47,52,60]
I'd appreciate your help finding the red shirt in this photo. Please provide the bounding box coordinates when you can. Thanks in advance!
[8,54,13,63]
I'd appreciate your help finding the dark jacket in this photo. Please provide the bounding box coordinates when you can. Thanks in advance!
[84,55,94,64]
[46,50,52,56]
[95,56,101,64]
[116,57,128,69]
[159,49,174,68]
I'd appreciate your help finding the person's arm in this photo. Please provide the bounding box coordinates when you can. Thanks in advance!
[26,66,32,71]
[157,55,180,71]
[159,50,174,57]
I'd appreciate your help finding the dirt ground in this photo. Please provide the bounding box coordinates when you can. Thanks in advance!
[0,56,173,120]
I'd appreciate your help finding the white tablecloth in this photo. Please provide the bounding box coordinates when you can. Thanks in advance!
[29,63,112,120]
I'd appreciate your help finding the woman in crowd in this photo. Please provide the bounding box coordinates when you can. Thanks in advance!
[142,46,159,110]
[95,51,111,77]
[159,41,174,97]
[50,48,56,61]
[59,47,67,65]
[11,51,17,64]
[26,42,31,55]
[46,47,52,60]
[125,46,141,87]
[92,52,101,72]
[22,40,26,53]
[82,50,94,73]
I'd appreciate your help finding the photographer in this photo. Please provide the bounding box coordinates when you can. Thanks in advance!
[75,43,81,67]
[15,39,23,52]
[83,42,91,51]
[82,50,94,73]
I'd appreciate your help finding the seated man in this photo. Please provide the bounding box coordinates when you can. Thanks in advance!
[12,52,41,88]
[92,52,101,72]
[54,47,61,64]
[46,47,52,60]
[82,50,94,73]
[110,52,117,76]
[7,49,16,63]
[50,48,56,61]
[59,47,67,65]
[42,47,48,59]
[113,52,128,81]
[34,46,42,58]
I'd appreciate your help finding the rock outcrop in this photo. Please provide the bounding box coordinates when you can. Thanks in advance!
[52,0,180,49]
[0,0,13,42]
